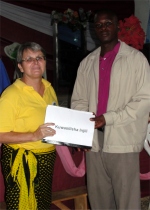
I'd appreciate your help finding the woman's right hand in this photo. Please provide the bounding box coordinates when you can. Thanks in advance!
[33,123,56,140]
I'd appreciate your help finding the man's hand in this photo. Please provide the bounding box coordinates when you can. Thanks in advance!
[76,148,91,152]
[90,115,106,129]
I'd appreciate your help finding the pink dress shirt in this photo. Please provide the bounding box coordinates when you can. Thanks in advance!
[97,42,120,116]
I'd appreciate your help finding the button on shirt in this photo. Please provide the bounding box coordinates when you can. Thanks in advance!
[97,42,120,116]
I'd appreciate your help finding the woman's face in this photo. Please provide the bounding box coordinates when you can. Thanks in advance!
[18,49,46,79]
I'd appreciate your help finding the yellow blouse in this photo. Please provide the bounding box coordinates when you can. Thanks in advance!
[0,78,58,150]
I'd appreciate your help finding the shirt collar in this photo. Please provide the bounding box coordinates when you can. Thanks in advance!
[14,78,51,90]
[100,42,120,60]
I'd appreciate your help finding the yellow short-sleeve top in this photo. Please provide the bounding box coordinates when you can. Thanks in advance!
[0,78,58,150]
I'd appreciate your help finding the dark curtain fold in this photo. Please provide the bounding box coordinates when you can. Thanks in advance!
[0,0,134,83]
[2,0,135,20]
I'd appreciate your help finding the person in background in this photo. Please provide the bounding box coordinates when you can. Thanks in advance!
[0,42,58,210]
[71,9,150,210]
[0,59,10,95]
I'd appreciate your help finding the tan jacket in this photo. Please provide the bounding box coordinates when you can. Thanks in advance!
[71,41,150,153]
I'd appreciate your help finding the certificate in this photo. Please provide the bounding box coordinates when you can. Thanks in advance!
[42,105,94,149]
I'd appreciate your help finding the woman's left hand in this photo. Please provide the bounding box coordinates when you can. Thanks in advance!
[33,123,56,140]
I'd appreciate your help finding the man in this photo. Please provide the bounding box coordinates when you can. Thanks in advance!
[71,9,150,210]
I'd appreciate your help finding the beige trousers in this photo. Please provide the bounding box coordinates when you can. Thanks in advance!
[86,131,141,210]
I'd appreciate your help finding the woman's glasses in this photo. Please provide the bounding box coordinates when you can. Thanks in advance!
[21,56,46,63]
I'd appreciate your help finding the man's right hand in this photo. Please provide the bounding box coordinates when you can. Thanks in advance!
[90,115,106,129]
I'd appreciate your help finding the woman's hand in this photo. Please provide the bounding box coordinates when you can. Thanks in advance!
[0,123,56,144]
[33,123,56,140]
[90,115,106,129]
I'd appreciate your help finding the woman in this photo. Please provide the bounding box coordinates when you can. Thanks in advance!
[0,42,58,210]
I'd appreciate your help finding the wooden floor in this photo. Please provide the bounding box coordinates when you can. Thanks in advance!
[0,202,5,210]
[0,197,150,210]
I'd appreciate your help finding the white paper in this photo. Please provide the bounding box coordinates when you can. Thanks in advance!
[42,105,94,148]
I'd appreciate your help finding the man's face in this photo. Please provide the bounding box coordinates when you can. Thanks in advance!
[94,13,119,44]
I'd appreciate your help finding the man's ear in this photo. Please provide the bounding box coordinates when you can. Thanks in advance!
[18,63,24,73]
